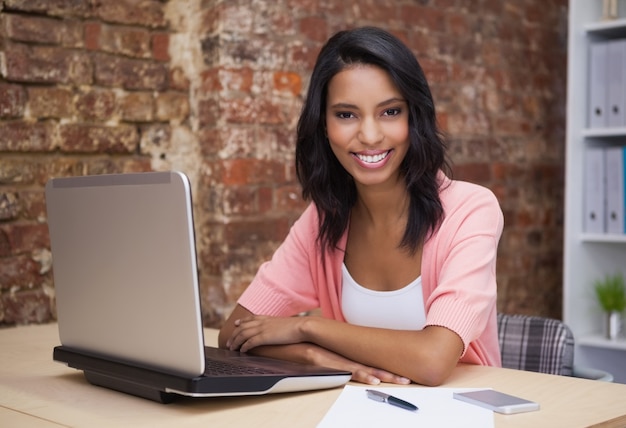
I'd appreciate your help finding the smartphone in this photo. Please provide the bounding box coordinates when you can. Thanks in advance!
[453,389,540,414]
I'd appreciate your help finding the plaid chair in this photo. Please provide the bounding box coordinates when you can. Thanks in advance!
[497,313,575,376]
[496,313,613,381]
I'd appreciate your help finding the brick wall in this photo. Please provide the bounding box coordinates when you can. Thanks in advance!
[0,0,568,326]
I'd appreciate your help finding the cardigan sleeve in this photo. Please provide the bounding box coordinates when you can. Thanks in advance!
[422,180,504,364]
[237,204,323,316]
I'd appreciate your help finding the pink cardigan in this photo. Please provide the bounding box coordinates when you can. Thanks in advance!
[238,175,504,366]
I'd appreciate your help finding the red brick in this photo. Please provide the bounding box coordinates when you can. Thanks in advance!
[419,57,449,85]
[273,71,302,97]
[15,190,47,222]
[1,287,53,325]
[288,43,319,70]
[99,24,152,58]
[0,83,27,118]
[220,67,254,93]
[218,159,287,186]
[493,116,532,136]
[221,97,286,125]
[1,223,50,255]
[299,16,327,42]
[155,92,190,123]
[452,162,492,183]
[221,186,258,215]
[0,122,56,152]
[58,124,139,154]
[4,13,83,46]
[95,0,166,28]
[3,0,94,18]
[200,69,223,93]
[27,87,75,118]
[401,5,446,33]
[4,43,92,85]
[75,88,117,122]
[446,12,472,37]
[94,54,168,90]
[84,21,101,50]
[197,99,220,128]
[223,218,290,247]
[275,185,306,213]
[120,91,155,122]
[352,0,395,22]
[152,32,170,61]
[197,126,252,158]
[0,254,45,290]
[257,187,274,213]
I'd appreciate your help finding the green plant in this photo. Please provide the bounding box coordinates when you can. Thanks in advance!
[594,273,626,313]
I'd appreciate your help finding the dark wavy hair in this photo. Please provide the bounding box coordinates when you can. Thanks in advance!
[295,26,451,255]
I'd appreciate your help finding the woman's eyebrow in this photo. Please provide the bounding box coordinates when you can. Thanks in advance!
[328,97,406,110]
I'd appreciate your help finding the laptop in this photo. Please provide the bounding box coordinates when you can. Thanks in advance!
[45,171,351,403]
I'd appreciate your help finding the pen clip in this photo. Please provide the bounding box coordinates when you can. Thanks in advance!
[366,389,389,403]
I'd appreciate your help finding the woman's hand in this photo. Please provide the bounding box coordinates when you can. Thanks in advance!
[226,315,306,352]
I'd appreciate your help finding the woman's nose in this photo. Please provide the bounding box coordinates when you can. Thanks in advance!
[357,117,383,145]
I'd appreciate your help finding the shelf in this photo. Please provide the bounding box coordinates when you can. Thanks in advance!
[584,18,626,37]
[580,233,626,243]
[582,127,626,138]
[579,334,626,350]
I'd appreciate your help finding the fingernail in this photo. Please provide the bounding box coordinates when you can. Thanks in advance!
[370,377,381,385]
[234,319,240,326]
[399,377,410,384]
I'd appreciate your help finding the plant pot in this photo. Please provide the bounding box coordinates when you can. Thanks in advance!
[606,311,622,340]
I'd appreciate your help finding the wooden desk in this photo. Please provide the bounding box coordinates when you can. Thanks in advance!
[1,323,625,427]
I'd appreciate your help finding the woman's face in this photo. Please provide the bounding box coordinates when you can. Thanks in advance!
[325,64,410,189]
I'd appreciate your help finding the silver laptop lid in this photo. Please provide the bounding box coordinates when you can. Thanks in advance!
[46,171,205,377]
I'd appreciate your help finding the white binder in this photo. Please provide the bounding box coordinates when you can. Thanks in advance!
[605,146,625,234]
[584,147,606,234]
[589,41,608,129]
[607,40,626,128]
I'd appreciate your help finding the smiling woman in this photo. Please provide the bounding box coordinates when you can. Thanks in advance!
[218,26,504,388]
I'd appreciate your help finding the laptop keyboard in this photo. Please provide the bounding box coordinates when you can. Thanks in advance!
[204,358,283,376]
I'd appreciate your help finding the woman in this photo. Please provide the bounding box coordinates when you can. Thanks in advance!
[218,27,504,387]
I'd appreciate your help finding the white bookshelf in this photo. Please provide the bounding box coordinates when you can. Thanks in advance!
[564,0,626,383]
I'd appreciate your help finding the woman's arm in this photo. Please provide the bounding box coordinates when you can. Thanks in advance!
[223,306,463,386]
[218,304,413,385]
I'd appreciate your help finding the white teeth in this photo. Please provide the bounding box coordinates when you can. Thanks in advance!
[356,151,389,163]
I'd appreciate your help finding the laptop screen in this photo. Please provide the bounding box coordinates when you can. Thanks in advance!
[46,171,206,377]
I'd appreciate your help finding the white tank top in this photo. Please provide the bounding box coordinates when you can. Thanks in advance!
[341,263,426,330]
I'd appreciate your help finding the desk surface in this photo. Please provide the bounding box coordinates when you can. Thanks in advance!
[1,323,626,428]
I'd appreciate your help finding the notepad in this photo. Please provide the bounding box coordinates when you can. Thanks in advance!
[317,385,493,428]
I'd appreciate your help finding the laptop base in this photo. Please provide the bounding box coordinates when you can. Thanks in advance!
[54,345,351,404]
[84,371,177,403]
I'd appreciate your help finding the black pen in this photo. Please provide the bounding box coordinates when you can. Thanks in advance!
[366,389,418,412]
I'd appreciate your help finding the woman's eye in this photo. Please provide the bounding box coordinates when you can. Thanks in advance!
[336,112,355,119]
[382,108,401,117]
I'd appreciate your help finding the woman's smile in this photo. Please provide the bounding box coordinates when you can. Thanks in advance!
[352,149,394,169]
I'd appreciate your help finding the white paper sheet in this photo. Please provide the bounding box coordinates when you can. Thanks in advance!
[317,386,494,428]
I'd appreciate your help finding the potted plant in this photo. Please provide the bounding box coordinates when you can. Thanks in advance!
[594,273,626,340]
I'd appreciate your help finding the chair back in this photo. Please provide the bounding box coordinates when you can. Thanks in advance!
[497,313,574,376]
